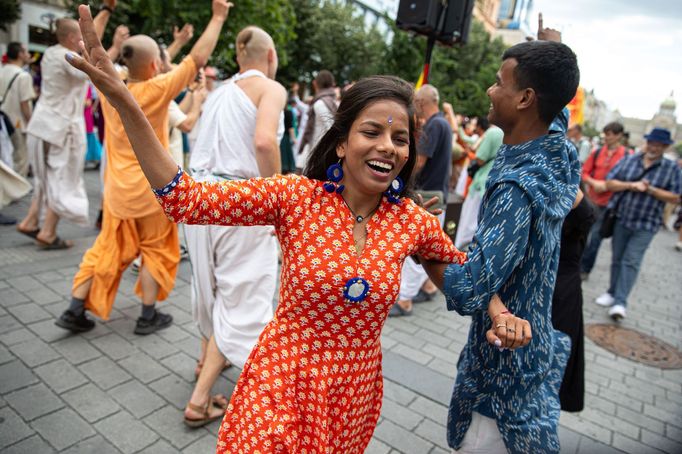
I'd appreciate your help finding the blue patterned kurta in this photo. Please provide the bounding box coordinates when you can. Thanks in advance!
[443,110,580,453]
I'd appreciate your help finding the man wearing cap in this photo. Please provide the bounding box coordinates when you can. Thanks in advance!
[595,127,681,320]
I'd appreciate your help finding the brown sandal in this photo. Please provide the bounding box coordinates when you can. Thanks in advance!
[183,398,226,428]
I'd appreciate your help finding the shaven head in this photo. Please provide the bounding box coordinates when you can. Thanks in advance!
[235,26,278,79]
[55,18,82,51]
[120,35,162,81]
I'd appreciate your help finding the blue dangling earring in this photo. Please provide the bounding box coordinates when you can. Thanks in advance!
[384,176,404,203]
[324,160,345,194]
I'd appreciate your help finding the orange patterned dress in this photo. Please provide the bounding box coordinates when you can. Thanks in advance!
[156,172,465,453]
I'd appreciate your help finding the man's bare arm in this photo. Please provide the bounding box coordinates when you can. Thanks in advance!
[189,1,232,69]
[253,83,287,177]
[177,89,207,133]
[106,25,129,61]
[93,0,116,41]
[167,24,194,62]
[20,100,32,124]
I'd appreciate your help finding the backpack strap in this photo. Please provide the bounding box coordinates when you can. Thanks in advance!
[0,72,21,107]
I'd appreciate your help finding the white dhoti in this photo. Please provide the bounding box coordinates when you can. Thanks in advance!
[184,222,277,369]
[0,159,31,209]
[454,189,483,249]
[27,131,89,227]
[398,212,445,301]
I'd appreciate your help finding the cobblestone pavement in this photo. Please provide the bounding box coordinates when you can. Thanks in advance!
[1,169,681,453]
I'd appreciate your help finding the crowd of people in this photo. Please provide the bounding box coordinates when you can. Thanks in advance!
[1,2,681,453]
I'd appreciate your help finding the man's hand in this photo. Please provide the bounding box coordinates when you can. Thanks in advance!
[486,294,532,350]
[112,25,129,50]
[173,24,194,46]
[417,193,443,217]
[592,180,608,193]
[537,13,562,43]
[487,311,532,350]
[630,180,649,192]
[67,5,129,107]
[212,0,234,22]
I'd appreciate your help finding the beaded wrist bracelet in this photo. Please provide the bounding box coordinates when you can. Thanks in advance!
[152,166,183,197]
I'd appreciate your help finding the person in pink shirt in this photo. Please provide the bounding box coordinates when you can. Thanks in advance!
[84,84,102,167]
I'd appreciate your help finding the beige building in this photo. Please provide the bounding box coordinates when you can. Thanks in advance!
[474,0,502,35]
[621,93,681,148]
[0,1,69,55]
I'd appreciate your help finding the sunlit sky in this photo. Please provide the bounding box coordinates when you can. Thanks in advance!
[370,0,682,120]
[529,0,682,119]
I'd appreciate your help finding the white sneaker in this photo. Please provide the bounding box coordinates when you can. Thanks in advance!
[608,304,627,321]
[595,293,615,307]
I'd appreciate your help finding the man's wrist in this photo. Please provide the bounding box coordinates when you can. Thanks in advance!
[647,185,655,195]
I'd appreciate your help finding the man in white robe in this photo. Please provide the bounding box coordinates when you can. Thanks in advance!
[182,26,286,425]
[16,8,114,248]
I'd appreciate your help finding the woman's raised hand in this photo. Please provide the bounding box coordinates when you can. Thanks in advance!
[66,5,130,108]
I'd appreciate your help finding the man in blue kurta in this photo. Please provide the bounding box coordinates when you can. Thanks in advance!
[424,39,581,453]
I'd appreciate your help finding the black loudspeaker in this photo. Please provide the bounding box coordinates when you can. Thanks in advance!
[396,0,475,45]
[396,0,442,34]
[439,0,475,45]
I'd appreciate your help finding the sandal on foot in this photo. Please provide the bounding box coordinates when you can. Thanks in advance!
[37,236,73,250]
[184,400,225,428]
[16,226,40,239]
[212,394,229,410]
[388,302,412,317]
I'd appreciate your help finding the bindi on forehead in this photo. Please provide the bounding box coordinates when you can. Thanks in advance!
[388,115,393,126]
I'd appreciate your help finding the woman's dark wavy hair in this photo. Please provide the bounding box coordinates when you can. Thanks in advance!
[303,75,417,198]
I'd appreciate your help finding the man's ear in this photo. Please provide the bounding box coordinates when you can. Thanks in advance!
[517,88,536,112]
[267,48,274,64]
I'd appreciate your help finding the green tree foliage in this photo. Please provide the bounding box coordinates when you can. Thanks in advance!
[383,21,507,117]
[278,0,387,85]
[67,0,296,76]
[64,0,506,114]
[0,0,21,32]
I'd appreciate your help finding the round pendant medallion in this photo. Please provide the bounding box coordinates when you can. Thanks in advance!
[343,277,370,303]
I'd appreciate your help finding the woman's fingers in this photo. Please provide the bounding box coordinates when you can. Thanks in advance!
[521,320,532,347]
[78,40,91,65]
[65,51,95,78]
[486,328,503,349]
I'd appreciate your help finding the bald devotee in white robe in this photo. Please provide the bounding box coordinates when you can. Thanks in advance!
[185,68,284,369]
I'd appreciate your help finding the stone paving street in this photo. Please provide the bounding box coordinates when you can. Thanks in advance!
[1,169,681,453]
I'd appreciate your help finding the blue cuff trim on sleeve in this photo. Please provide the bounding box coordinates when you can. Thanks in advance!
[152,166,183,197]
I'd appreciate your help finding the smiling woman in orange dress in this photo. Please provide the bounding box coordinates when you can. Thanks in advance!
[64,5,530,452]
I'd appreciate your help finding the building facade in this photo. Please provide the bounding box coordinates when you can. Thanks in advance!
[621,94,682,148]
[0,0,69,56]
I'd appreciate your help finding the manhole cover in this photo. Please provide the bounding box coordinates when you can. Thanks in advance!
[586,324,682,369]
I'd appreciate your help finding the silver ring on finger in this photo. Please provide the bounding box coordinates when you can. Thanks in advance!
[496,323,506,329]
